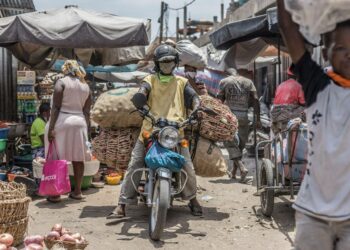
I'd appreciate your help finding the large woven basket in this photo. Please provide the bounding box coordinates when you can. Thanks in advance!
[0,181,27,201]
[45,238,89,250]
[92,128,109,163]
[199,96,238,142]
[92,128,139,172]
[0,217,28,246]
[0,197,30,224]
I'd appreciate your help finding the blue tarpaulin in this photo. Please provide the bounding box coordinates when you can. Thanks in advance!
[52,60,138,73]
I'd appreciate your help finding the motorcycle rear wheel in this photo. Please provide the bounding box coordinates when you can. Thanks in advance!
[149,178,170,241]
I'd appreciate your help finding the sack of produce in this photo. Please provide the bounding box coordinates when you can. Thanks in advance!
[199,95,238,142]
[91,87,143,128]
[176,40,207,69]
[284,0,350,44]
[193,137,227,177]
[92,128,140,172]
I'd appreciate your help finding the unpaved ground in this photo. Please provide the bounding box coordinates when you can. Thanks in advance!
[28,157,296,250]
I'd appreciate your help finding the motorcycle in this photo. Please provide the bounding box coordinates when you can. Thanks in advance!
[130,93,214,240]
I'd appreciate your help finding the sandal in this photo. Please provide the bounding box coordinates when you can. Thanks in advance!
[107,206,126,219]
[239,170,249,183]
[47,196,61,203]
[188,203,203,217]
[69,193,85,200]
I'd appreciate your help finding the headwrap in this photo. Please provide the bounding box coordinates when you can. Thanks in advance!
[61,60,86,83]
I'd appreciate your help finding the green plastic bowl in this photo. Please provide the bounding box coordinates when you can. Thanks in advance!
[0,139,7,153]
[69,176,93,190]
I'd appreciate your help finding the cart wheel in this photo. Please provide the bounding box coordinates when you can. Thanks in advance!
[260,158,274,217]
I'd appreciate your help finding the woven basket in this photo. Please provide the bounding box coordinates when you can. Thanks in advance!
[0,197,30,224]
[45,238,89,250]
[105,128,140,171]
[199,96,238,142]
[0,217,28,246]
[0,181,27,201]
[92,128,109,163]
[93,128,139,172]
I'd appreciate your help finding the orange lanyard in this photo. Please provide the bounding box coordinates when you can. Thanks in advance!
[327,70,350,88]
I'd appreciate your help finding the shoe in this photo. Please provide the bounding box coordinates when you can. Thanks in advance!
[107,205,126,219]
[239,170,249,183]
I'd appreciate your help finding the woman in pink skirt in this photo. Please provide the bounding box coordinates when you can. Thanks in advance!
[46,60,91,202]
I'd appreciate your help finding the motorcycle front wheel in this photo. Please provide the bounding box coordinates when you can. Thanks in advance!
[149,178,170,241]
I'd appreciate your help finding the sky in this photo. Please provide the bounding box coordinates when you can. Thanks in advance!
[33,0,233,40]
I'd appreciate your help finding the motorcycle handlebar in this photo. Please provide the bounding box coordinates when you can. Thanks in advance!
[137,106,217,128]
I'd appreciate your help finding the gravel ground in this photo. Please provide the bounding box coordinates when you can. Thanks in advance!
[27,154,296,250]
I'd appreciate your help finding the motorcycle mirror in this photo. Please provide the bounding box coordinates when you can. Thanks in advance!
[131,93,147,109]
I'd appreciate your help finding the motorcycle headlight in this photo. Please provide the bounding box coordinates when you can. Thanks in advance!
[158,127,179,149]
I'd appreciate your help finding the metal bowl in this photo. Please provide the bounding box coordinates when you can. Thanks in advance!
[7,123,27,140]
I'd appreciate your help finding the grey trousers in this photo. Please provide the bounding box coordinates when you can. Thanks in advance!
[295,212,350,250]
[224,119,250,160]
[118,140,197,205]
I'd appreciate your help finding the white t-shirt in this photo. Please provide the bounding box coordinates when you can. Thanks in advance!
[292,52,350,221]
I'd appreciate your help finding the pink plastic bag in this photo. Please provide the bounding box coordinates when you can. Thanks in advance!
[38,142,71,196]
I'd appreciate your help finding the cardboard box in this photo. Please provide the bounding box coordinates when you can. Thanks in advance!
[17,70,36,85]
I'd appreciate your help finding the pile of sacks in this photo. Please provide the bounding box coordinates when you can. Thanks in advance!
[192,95,239,178]
[91,88,142,173]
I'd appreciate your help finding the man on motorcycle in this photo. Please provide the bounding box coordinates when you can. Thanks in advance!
[218,68,261,182]
[108,44,202,218]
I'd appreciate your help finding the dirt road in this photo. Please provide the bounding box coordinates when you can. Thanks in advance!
[28,158,295,250]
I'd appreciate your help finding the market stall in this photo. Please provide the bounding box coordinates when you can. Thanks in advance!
[0,6,150,192]
[0,6,150,69]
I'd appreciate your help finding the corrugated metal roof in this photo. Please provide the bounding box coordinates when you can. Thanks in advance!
[0,0,35,18]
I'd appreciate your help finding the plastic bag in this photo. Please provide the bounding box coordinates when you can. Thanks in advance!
[38,142,71,196]
[176,40,207,69]
[273,122,308,183]
[145,142,185,172]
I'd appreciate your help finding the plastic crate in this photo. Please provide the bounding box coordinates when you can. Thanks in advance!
[0,128,9,139]
[0,139,7,153]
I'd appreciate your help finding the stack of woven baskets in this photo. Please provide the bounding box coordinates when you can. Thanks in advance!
[38,72,64,102]
[92,128,139,174]
[91,88,142,174]
[0,181,30,246]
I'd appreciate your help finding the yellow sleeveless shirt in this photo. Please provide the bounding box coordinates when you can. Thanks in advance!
[139,74,188,141]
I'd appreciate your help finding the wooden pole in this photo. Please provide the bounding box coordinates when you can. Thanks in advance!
[176,15,180,41]
[221,3,224,22]
[159,1,165,44]
[183,6,187,39]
